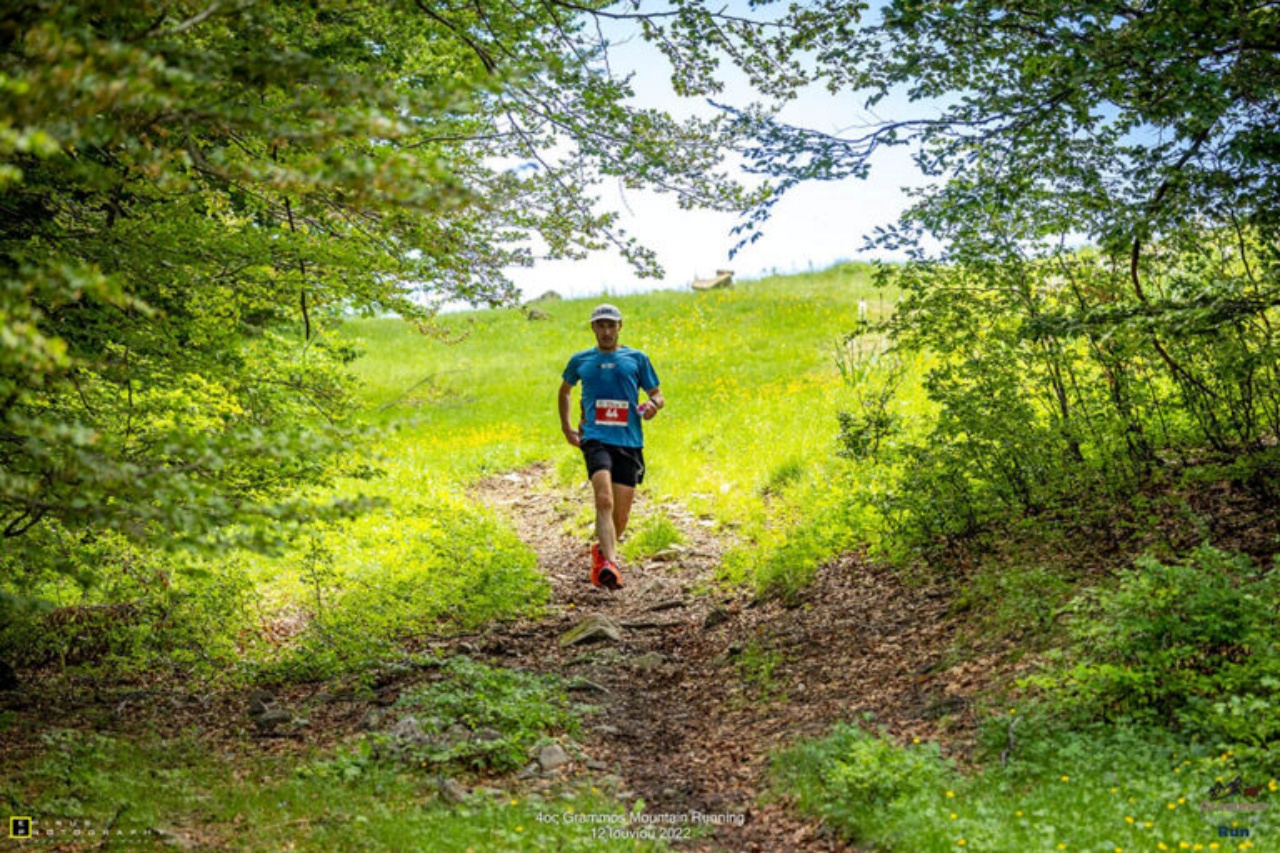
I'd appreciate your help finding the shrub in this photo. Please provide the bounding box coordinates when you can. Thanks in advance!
[1024,546,1280,751]
[772,723,956,842]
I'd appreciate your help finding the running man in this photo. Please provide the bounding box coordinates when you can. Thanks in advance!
[559,304,664,590]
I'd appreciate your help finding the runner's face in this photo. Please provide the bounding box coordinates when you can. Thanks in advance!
[592,319,620,351]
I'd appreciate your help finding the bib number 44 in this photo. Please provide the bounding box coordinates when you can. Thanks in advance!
[595,399,630,426]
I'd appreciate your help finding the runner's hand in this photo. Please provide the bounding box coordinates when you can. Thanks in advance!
[638,401,657,420]
[563,426,582,447]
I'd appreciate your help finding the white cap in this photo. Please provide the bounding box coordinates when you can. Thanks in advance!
[590,303,622,322]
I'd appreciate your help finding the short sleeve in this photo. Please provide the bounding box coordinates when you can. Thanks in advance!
[562,355,580,386]
[639,353,659,392]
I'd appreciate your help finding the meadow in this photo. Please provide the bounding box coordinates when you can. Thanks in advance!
[5,262,1277,852]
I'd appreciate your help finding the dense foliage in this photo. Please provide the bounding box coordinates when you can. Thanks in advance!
[0,0,755,591]
[735,0,1280,540]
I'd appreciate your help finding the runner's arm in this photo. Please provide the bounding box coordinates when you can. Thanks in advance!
[644,387,664,416]
[558,381,581,446]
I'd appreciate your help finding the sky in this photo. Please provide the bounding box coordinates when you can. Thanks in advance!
[504,14,932,302]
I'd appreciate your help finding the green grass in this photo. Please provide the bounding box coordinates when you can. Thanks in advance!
[772,721,1277,853]
[1,727,659,852]
[620,515,684,562]
[341,264,894,516]
[2,657,667,851]
[327,264,908,604]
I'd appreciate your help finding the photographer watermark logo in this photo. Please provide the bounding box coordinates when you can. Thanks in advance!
[9,816,32,839]
[1199,775,1271,843]
[1200,775,1269,814]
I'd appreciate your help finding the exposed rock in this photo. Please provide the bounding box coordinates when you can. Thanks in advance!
[357,709,383,731]
[526,308,550,321]
[441,723,471,746]
[538,743,571,772]
[692,269,734,291]
[253,708,292,731]
[703,606,731,630]
[619,619,677,629]
[247,691,273,718]
[629,652,665,670]
[473,727,504,743]
[439,777,469,804]
[566,678,611,695]
[153,827,199,849]
[586,759,609,771]
[646,599,685,612]
[390,716,425,742]
[634,578,667,597]
[558,615,622,646]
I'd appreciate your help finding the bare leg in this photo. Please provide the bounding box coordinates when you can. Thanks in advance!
[612,483,636,542]
[591,470,618,561]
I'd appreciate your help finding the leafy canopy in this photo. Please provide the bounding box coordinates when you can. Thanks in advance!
[0,0,761,581]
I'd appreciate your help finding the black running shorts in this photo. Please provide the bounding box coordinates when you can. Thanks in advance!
[581,439,646,487]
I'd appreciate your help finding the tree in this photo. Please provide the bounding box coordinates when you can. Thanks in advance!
[724,0,1280,534]
[0,0,760,582]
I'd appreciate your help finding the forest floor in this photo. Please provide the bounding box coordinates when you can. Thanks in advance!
[463,464,1012,852]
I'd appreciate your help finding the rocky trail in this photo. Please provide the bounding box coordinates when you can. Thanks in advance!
[469,465,993,852]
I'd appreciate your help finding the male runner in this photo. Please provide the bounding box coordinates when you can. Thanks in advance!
[558,304,664,590]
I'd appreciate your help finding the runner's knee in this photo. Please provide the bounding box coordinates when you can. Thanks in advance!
[594,490,614,513]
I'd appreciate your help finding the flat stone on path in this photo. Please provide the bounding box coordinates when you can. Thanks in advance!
[628,652,665,670]
[558,615,622,646]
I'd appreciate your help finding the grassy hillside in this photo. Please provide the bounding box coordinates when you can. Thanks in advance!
[344,263,890,504]
[334,263,919,600]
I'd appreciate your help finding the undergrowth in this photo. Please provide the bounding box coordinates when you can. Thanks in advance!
[773,720,1276,852]
[772,546,1280,851]
[1,726,655,852]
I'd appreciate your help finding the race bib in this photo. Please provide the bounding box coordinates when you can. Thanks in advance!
[594,399,630,427]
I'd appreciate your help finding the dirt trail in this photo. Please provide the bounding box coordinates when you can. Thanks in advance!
[474,465,987,852]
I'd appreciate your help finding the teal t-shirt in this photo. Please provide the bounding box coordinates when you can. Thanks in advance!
[562,346,660,448]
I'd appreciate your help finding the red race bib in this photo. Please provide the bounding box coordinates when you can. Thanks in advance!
[594,399,629,427]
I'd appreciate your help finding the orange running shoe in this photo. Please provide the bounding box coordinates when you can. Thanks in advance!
[590,542,605,572]
[592,560,623,591]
